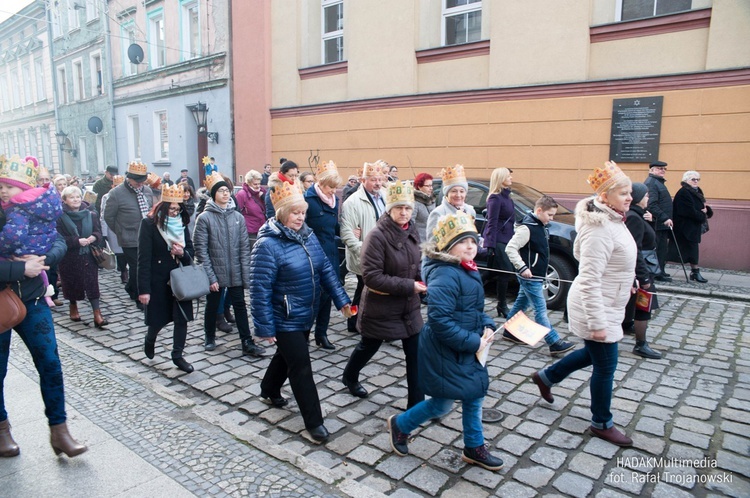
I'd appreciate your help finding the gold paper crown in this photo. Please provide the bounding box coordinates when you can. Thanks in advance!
[432,212,478,251]
[588,161,628,194]
[161,183,185,203]
[316,160,339,182]
[0,154,38,189]
[145,172,161,189]
[204,171,225,193]
[127,161,148,177]
[270,180,305,211]
[112,175,124,187]
[385,180,414,208]
[362,161,385,178]
[202,156,211,166]
[440,164,467,186]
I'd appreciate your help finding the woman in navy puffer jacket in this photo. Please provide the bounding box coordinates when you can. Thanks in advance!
[250,180,352,443]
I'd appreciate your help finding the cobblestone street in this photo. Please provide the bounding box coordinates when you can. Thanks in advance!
[7,268,750,497]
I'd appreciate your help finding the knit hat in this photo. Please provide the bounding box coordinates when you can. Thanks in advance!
[0,154,38,191]
[205,171,229,199]
[631,182,648,204]
[587,161,628,195]
[432,212,479,252]
[440,164,468,196]
[385,180,415,212]
[126,161,148,181]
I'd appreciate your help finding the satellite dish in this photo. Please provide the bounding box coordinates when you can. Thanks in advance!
[127,44,144,64]
[88,116,103,134]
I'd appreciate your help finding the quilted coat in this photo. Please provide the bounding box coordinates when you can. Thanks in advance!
[566,197,637,343]
[250,219,350,337]
[417,243,496,401]
[0,185,62,257]
[193,198,252,288]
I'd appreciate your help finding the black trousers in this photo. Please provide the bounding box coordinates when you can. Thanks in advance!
[121,247,139,301]
[204,286,251,342]
[655,230,669,273]
[347,275,365,331]
[343,334,424,409]
[146,320,188,359]
[261,330,323,429]
[314,289,333,339]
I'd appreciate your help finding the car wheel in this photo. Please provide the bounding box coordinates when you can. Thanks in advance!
[545,253,575,310]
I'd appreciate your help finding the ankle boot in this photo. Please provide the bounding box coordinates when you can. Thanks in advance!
[69,303,81,322]
[50,422,87,457]
[144,330,157,359]
[216,316,232,333]
[224,309,236,323]
[0,419,20,457]
[690,268,708,283]
[93,309,108,329]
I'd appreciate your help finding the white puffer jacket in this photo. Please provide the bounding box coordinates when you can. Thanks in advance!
[566,197,637,343]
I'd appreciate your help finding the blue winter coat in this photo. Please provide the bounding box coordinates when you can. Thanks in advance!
[304,184,339,269]
[250,219,350,337]
[418,244,496,400]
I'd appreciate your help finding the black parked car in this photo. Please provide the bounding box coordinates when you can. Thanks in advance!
[431,179,578,310]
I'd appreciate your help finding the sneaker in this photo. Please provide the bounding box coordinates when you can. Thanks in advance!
[462,444,504,471]
[502,330,525,344]
[242,340,266,358]
[387,415,409,456]
[549,339,575,356]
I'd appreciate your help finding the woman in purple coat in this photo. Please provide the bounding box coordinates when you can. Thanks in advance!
[482,168,515,317]
[235,169,266,249]
[56,186,108,328]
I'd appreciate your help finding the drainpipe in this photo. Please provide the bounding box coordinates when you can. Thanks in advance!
[46,2,62,174]
[103,2,118,167]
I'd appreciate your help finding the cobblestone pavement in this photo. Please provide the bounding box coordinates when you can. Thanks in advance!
[42,269,750,497]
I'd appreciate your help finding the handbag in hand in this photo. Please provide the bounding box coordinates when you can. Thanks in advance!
[0,285,27,333]
[169,260,210,301]
[90,242,116,270]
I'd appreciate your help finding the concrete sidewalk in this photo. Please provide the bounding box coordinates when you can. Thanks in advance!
[658,263,750,302]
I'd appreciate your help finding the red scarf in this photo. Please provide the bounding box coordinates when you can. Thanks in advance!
[278,172,290,183]
[461,260,478,272]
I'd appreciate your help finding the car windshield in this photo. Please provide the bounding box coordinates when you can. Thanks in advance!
[511,183,572,215]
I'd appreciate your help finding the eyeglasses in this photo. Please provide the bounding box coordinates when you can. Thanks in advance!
[689,178,700,182]
[422,184,434,188]
[168,206,182,214]
[216,187,231,194]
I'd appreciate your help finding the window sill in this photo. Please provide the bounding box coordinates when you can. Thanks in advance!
[299,61,348,80]
[415,40,490,64]
[152,160,171,168]
[590,8,711,43]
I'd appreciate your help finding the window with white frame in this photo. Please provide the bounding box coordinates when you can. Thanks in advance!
[148,10,167,69]
[322,0,343,64]
[90,52,103,95]
[181,0,200,60]
[51,9,61,38]
[155,111,169,160]
[57,66,68,104]
[122,22,139,76]
[67,0,80,31]
[443,0,482,46]
[35,57,45,101]
[620,0,692,21]
[10,68,21,108]
[128,115,141,160]
[85,0,98,22]
[72,60,84,100]
[0,73,9,112]
[22,63,32,105]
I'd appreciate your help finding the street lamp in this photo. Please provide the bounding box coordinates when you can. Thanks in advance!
[55,131,77,158]
[188,102,209,185]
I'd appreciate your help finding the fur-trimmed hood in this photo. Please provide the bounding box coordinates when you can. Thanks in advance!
[574,196,625,231]
[421,240,462,264]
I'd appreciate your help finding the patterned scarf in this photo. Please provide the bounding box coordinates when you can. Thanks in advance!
[125,181,149,218]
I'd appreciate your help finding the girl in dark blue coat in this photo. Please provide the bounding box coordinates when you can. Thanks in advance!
[250,181,352,443]
[387,212,504,471]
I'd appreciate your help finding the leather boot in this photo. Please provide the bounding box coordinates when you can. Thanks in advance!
[69,302,81,322]
[93,309,108,329]
[120,269,128,284]
[224,309,236,323]
[216,316,232,333]
[690,268,708,283]
[0,419,20,457]
[50,422,88,457]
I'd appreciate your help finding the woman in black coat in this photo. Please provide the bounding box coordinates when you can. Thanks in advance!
[672,171,713,283]
[138,185,195,373]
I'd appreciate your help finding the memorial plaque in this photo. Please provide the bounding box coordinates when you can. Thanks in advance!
[609,96,663,163]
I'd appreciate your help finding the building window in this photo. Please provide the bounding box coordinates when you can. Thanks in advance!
[148,10,167,69]
[67,0,80,31]
[79,137,88,174]
[322,0,344,64]
[155,111,169,160]
[10,69,21,108]
[90,53,103,95]
[96,134,104,172]
[57,66,68,104]
[122,22,139,76]
[22,64,32,105]
[0,74,9,112]
[72,60,84,100]
[181,1,200,60]
[443,0,482,46]
[51,9,61,38]
[85,0,98,23]
[35,58,45,101]
[128,115,140,160]
[620,0,693,21]
[29,128,38,157]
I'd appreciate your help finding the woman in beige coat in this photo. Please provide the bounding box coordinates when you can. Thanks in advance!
[530,161,637,447]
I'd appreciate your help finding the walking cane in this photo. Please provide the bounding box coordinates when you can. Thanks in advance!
[668,226,690,282]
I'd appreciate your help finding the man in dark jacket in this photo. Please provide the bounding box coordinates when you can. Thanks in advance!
[644,160,673,282]
[92,165,117,213]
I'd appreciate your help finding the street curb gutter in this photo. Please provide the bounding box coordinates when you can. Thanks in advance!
[58,333,387,498]
[658,285,750,303]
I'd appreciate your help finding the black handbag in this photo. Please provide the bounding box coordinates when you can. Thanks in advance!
[169,261,210,301]
[641,249,660,275]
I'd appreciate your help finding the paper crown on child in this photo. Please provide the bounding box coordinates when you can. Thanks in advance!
[385,180,415,212]
[270,180,305,211]
[432,212,479,252]
[362,161,385,178]
[112,175,124,187]
[161,183,185,204]
[0,154,38,190]
[439,164,468,194]
[316,160,340,185]
[204,171,228,197]
[587,161,628,195]
[126,161,148,179]
[145,172,161,189]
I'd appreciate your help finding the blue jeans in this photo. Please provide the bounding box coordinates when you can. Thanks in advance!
[538,340,618,429]
[507,276,560,345]
[0,299,67,425]
[395,396,484,448]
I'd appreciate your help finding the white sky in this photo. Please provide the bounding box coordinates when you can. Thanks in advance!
[0,0,35,24]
